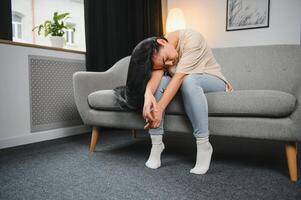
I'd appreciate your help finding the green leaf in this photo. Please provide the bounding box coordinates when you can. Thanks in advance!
[53,12,58,22]
[37,24,43,35]
[56,12,70,21]
[64,16,71,22]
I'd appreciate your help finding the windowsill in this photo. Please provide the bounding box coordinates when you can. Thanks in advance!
[66,43,78,47]
[0,39,86,54]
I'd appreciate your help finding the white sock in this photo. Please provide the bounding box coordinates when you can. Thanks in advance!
[190,136,213,175]
[145,134,165,169]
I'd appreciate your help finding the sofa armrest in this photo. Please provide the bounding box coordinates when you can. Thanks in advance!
[290,86,301,136]
[72,70,126,124]
[72,56,130,124]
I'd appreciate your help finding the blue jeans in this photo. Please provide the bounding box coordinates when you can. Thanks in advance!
[148,73,226,138]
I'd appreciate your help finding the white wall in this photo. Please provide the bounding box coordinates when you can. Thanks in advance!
[168,0,301,48]
[0,44,90,149]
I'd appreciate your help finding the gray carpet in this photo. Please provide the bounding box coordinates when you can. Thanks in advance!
[0,128,300,200]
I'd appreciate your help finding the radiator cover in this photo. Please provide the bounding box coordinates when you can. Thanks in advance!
[28,55,85,132]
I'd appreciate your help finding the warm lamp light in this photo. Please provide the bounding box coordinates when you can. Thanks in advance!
[166,8,186,33]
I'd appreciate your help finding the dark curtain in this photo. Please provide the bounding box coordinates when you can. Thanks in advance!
[84,0,163,72]
[0,0,12,40]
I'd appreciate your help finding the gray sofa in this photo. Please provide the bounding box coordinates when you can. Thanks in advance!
[73,44,301,182]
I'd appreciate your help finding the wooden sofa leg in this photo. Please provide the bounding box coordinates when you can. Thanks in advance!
[89,126,100,152]
[285,142,298,182]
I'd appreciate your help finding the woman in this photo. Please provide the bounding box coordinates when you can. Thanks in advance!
[113,28,234,175]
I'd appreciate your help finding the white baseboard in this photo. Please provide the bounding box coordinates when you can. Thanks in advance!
[0,125,92,150]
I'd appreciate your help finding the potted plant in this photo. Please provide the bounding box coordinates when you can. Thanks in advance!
[32,12,75,48]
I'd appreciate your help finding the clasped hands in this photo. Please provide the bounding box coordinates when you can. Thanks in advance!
[143,93,164,129]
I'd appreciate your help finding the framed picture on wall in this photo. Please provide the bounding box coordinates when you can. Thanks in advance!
[226,0,270,31]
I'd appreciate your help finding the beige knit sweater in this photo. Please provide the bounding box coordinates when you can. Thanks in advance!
[168,28,234,92]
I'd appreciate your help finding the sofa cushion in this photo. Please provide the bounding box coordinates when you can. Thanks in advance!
[88,90,296,117]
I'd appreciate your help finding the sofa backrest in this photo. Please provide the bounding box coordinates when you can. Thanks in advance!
[212,44,301,94]
[110,44,301,94]
[107,55,131,86]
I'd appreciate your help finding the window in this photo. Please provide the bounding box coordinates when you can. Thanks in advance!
[66,23,76,45]
[12,13,23,41]
[11,0,86,51]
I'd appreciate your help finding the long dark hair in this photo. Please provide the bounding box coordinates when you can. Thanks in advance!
[113,36,168,112]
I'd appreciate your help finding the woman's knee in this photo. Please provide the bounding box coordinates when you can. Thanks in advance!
[181,74,199,94]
